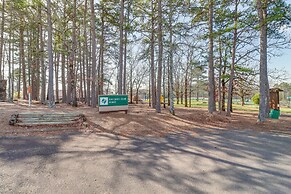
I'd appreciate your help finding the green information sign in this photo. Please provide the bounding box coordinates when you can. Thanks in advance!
[98,95,128,113]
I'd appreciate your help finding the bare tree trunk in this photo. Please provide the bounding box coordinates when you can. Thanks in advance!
[47,0,55,108]
[61,1,67,103]
[61,45,66,103]
[123,0,131,95]
[241,93,245,106]
[31,32,38,101]
[196,76,199,101]
[156,0,163,113]
[221,49,227,111]
[148,69,151,107]
[176,79,180,104]
[36,10,41,101]
[163,58,166,108]
[82,0,88,102]
[189,69,192,108]
[0,0,4,79]
[130,60,133,103]
[27,31,31,87]
[227,0,239,116]
[180,83,183,104]
[150,0,156,108]
[12,38,15,100]
[78,35,83,102]
[257,0,269,122]
[118,0,124,94]
[135,89,139,104]
[8,23,12,102]
[55,53,60,102]
[17,42,21,99]
[40,7,46,103]
[90,0,97,107]
[67,0,77,107]
[20,25,27,100]
[218,36,222,112]
[72,0,78,107]
[208,0,216,113]
[185,53,191,108]
[98,2,105,95]
[86,29,91,106]
[167,57,170,106]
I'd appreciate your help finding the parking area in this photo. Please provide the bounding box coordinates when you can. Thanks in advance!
[1,128,291,194]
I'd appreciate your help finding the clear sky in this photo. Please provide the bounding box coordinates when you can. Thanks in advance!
[269,0,291,82]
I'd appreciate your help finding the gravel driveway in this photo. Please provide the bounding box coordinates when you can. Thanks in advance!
[1,129,291,194]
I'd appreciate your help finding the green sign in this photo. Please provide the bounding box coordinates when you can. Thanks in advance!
[98,95,128,107]
[287,96,291,100]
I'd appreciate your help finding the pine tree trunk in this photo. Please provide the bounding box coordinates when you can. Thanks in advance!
[221,50,227,111]
[86,30,91,106]
[218,37,222,112]
[257,0,269,122]
[17,47,21,99]
[8,24,12,102]
[40,10,46,104]
[150,0,156,108]
[12,38,15,100]
[156,0,163,113]
[90,0,97,107]
[189,71,192,108]
[78,32,83,102]
[36,13,41,101]
[208,0,216,113]
[176,80,180,104]
[130,60,133,103]
[71,0,77,107]
[20,25,27,100]
[185,75,188,107]
[123,0,131,95]
[196,76,199,101]
[227,0,238,116]
[31,32,36,100]
[67,0,77,107]
[0,0,4,79]
[55,53,60,102]
[118,0,124,94]
[61,1,67,103]
[167,57,171,106]
[180,83,183,104]
[47,0,55,108]
[99,3,105,95]
[163,58,166,109]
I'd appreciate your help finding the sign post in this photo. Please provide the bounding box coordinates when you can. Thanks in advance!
[98,95,128,113]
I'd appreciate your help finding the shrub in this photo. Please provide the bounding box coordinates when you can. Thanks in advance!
[252,93,260,105]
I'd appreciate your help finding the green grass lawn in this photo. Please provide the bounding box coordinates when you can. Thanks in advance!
[174,100,291,114]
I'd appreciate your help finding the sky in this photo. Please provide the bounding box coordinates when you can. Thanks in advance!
[269,0,291,83]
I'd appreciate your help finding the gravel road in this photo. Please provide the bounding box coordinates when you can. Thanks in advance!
[1,129,291,194]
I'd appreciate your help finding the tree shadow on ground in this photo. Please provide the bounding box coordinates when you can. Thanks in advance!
[109,129,291,193]
[0,131,81,161]
[1,127,291,193]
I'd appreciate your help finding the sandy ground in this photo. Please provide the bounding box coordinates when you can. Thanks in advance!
[0,102,290,137]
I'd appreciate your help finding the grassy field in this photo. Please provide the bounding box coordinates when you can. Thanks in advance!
[174,100,291,114]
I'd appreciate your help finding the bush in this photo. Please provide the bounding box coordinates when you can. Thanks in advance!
[252,93,260,105]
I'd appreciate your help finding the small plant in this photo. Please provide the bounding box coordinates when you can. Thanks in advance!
[252,93,260,105]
